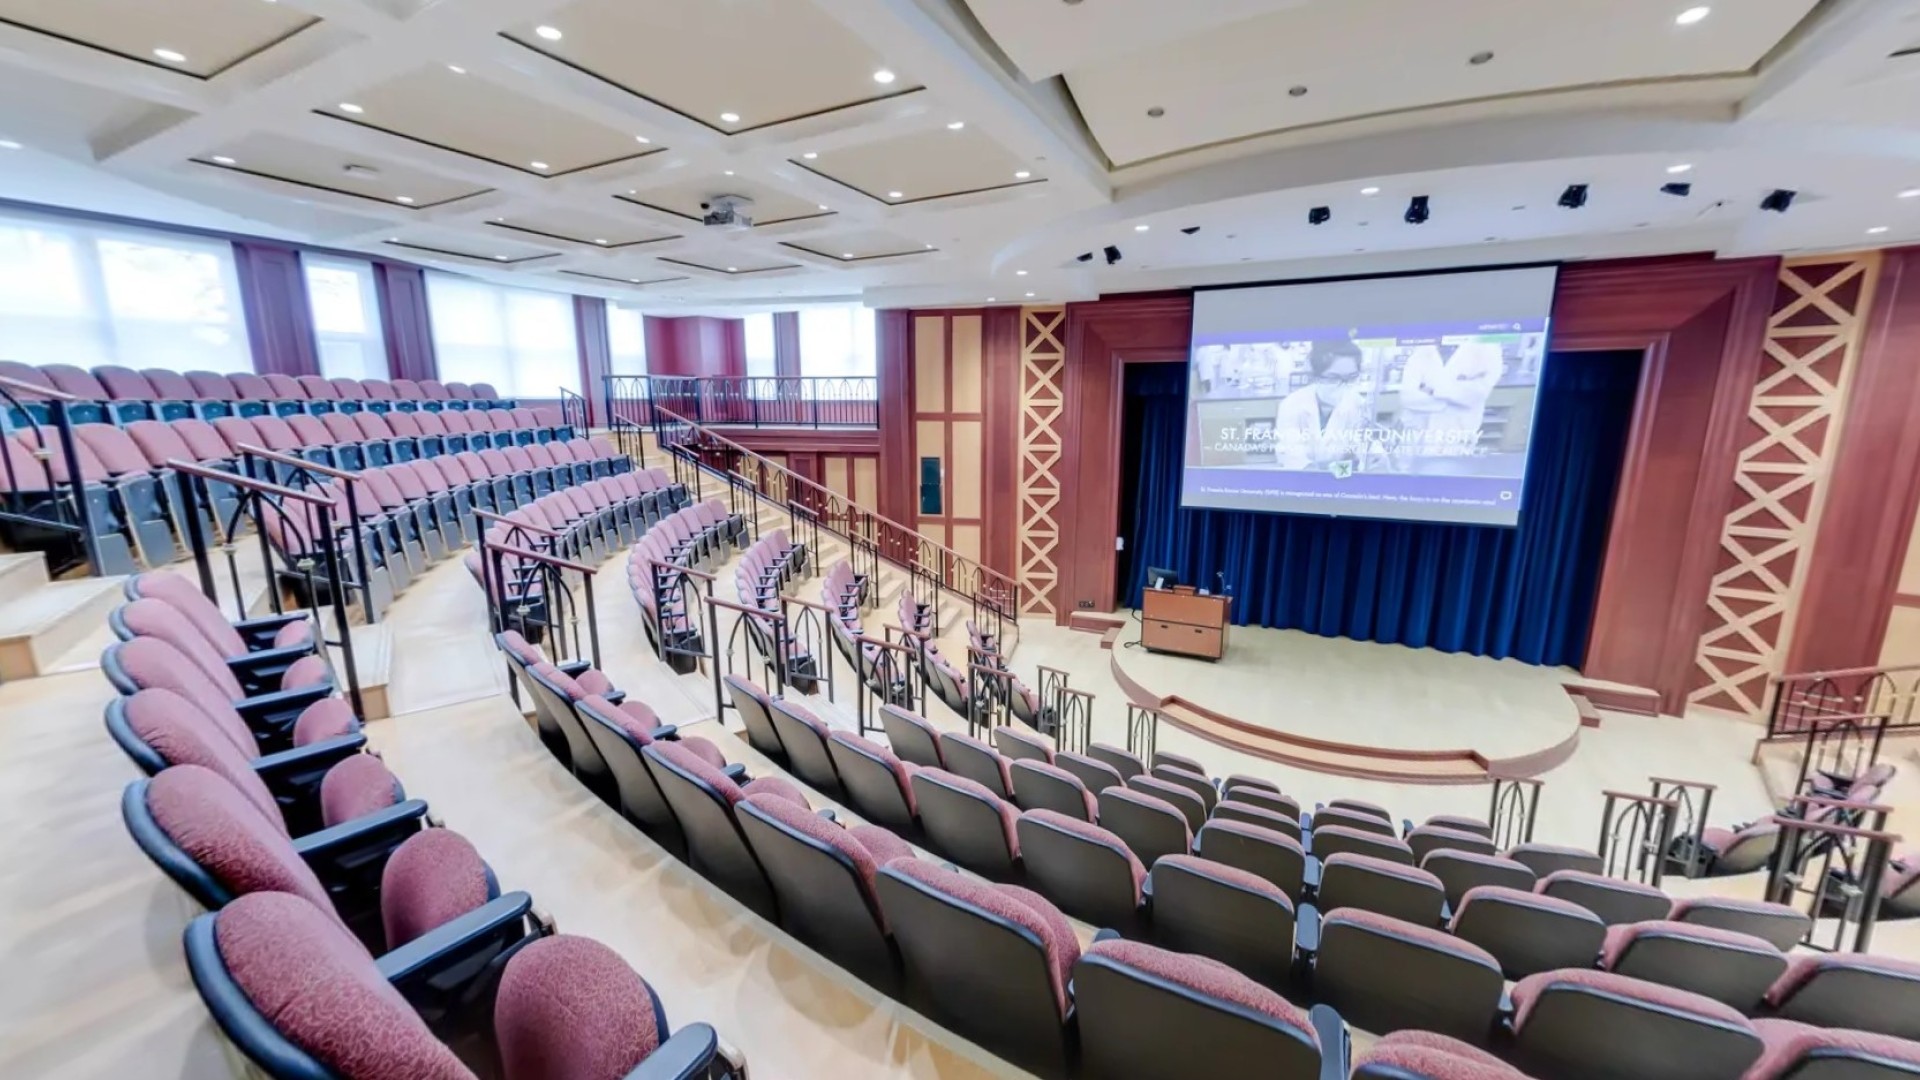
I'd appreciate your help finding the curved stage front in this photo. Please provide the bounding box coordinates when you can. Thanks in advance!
[1107,620,1586,785]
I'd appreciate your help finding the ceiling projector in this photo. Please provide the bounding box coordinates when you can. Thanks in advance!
[701,194,755,230]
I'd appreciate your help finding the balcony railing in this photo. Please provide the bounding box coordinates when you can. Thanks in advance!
[606,375,877,430]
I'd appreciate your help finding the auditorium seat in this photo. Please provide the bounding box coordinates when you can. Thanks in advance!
[825,730,920,835]
[993,724,1055,766]
[909,768,1022,881]
[1697,819,1784,876]
[1147,854,1296,991]
[1127,773,1208,833]
[1212,798,1305,842]
[1195,818,1307,898]
[874,859,1079,1079]
[1508,969,1763,1080]
[1537,869,1673,926]
[1056,750,1126,795]
[1088,742,1148,782]
[1744,1019,1920,1080]
[1311,824,1415,866]
[1015,809,1146,934]
[102,636,341,756]
[1600,920,1787,1011]
[1316,852,1446,926]
[1097,786,1193,869]
[1226,785,1303,821]
[1407,824,1498,863]
[1328,797,1393,822]
[1765,954,1920,1040]
[124,572,316,658]
[1422,849,1538,909]
[521,662,616,801]
[575,693,733,854]
[1422,813,1494,837]
[1509,843,1604,878]
[1312,805,1398,839]
[1668,896,1812,952]
[1880,853,1920,920]
[939,732,1015,799]
[641,740,809,921]
[1073,939,1333,1080]
[736,791,913,992]
[1009,759,1099,821]
[766,698,843,798]
[1313,908,1506,1044]
[1149,763,1219,816]
[109,598,317,696]
[1449,885,1607,979]
[1352,1030,1530,1079]
[1222,773,1283,798]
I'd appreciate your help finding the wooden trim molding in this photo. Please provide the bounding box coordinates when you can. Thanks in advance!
[1017,307,1068,616]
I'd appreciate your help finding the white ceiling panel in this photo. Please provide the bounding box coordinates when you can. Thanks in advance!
[0,0,316,78]
[960,0,1308,81]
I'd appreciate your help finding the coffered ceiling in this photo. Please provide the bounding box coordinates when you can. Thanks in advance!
[0,0,1913,314]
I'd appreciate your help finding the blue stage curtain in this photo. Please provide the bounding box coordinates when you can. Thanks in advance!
[1120,351,1640,667]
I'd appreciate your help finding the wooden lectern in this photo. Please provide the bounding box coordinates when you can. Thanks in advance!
[1140,586,1231,661]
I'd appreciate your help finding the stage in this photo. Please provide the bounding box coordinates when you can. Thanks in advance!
[1105,619,1589,784]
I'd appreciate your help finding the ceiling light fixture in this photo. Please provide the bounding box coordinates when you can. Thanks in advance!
[1760,188,1796,213]
[947,121,965,130]
[396,195,415,204]
[925,243,934,249]
[635,135,650,144]
[0,139,20,150]
[1308,206,1331,226]
[1900,188,1920,199]
[1103,245,1122,265]
[720,112,741,124]
[726,266,738,272]
[212,155,236,165]
[1675,6,1710,25]
[493,255,508,261]
[1287,85,1308,97]
[629,278,641,284]
[1015,170,1031,179]
[1667,163,1693,174]
[842,252,854,258]
[803,152,818,159]
[1869,226,1891,234]
[153,48,187,63]
[1361,186,1380,195]
[1661,182,1692,197]
[447,64,467,75]
[530,161,549,171]
[1025,292,1035,298]
[873,69,896,84]
[1016,269,1028,275]
[1134,224,1150,232]
[595,238,607,245]
[535,25,563,40]
[339,102,364,114]
[723,169,734,176]
[819,204,830,210]
[888,191,904,199]
[1146,106,1165,119]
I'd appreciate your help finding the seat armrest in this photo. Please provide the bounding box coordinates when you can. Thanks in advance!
[650,724,681,742]
[620,1023,724,1080]
[226,643,316,671]
[1091,927,1124,945]
[232,611,310,648]
[1303,855,1322,892]
[721,762,748,784]
[293,799,429,865]
[252,732,367,784]
[1295,902,1321,955]
[234,684,335,729]
[603,690,628,707]
[816,807,838,824]
[1309,1004,1350,1080]
[556,659,591,677]
[377,891,537,999]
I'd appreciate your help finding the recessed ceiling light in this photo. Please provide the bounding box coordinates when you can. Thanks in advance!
[726,266,738,272]
[628,190,637,195]
[629,278,641,284]
[212,155,236,165]
[1016,270,1028,276]
[338,102,364,114]
[873,69,896,84]
[493,255,508,261]
[1361,186,1380,195]
[535,25,563,40]
[842,252,854,258]
[530,161,549,170]
[1676,6,1710,25]
[387,237,399,242]
[1134,224,1150,232]
[447,64,466,75]
[888,191,903,199]
[720,112,741,124]
[635,135,650,144]
[987,297,996,302]
[1025,292,1036,298]
[924,243,934,249]
[153,48,187,63]
[0,139,21,150]
[947,121,965,130]
[396,195,415,204]
[1015,170,1031,179]
[594,238,607,245]
[802,152,818,160]
[1900,188,1920,199]
[1667,163,1693,174]
[723,169,734,176]
[1868,226,1890,234]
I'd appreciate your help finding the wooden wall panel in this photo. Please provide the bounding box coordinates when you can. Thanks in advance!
[854,457,877,509]
[1687,254,1882,716]
[914,317,947,414]
[951,315,983,412]
[1017,308,1068,615]
[952,421,983,519]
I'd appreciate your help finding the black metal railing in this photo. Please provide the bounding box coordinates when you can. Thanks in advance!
[1790,712,1890,798]
[1763,800,1902,953]
[1487,774,1542,852]
[0,375,104,576]
[236,445,388,624]
[1767,663,1920,738]
[606,375,878,430]
[558,386,591,435]
[1650,776,1717,879]
[1597,789,1680,888]
[1127,703,1163,764]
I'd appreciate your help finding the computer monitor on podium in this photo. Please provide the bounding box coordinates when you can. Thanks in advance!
[1146,567,1181,591]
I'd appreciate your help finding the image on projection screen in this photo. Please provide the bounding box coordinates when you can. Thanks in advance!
[1182,265,1560,527]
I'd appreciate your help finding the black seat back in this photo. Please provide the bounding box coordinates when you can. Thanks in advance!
[1148,855,1296,991]
[723,674,786,764]
[640,743,774,920]
[766,700,841,797]
[879,704,944,769]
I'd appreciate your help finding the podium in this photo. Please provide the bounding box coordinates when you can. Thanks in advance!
[1140,587,1231,661]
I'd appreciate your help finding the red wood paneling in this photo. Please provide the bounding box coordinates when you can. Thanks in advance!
[233,241,320,377]
[1788,246,1920,672]
[643,315,746,377]
[875,309,917,526]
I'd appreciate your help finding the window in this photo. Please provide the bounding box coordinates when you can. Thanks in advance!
[305,256,386,381]
[743,312,776,390]
[797,304,877,392]
[607,304,648,375]
[424,273,580,397]
[0,210,252,373]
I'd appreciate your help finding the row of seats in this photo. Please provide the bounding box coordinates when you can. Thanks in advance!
[0,360,513,425]
[621,501,750,672]
[1692,769,1894,878]
[96,572,744,1078]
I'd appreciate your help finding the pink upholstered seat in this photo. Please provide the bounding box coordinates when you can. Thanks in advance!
[1354,1030,1529,1079]
[494,935,669,1080]
[128,572,313,657]
[1746,1018,1920,1080]
[1312,823,1415,865]
[145,765,343,918]
[319,753,405,828]
[380,828,494,948]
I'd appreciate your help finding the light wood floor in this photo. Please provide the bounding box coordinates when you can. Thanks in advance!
[3,517,1914,1079]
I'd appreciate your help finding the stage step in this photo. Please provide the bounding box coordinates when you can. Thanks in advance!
[0,573,125,680]
[339,622,393,721]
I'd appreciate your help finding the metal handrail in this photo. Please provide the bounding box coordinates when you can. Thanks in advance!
[235,443,359,480]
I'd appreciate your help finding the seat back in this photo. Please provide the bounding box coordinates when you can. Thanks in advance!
[1602,921,1787,1012]
[1669,897,1811,952]
[525,664,612,796]
[1538,869,1673,926]
[767,699,841,795]
[883,703,944,768]
[1767,955,1920,1040]
[1316,853,1446,926]
[1010,759,1097,821]
[1509,843,1604,878]
[1087,742,1146,781]
[1313,805,1398,838]
[1449,885,1607,979]
[1230,786,1302,821]
[1312,824,1415,866]
[940,732,1013,798]
[909,769,1021,880]
[1315,908,1506,1045]
[875,860,1077,1078]
[1408,824,1498,863]
[1057,751,1125,795]
[1073,939,1322,1080]
[640,742,775,919]
[1212,799,1303,841]
[1352,1031,1529,1080]
[722,674,787,762]
[575,696,679,838]
[736,793,897,989]
[123,765,337,918]
[1015,810,1145,931]
[1196,819,1306,898]
[1422,850,1537,910]
[1744,1018,1920,1080]
[1510,968,1762,1080]
[1127,773,1207,833]
[993,724,1054,765]
[1149,764,1219,816]
[1148,855,1296,990]
[826,731,918,832]
[1098,787,1192,869]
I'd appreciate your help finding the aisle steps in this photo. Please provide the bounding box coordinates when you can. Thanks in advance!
[0,554,124,680]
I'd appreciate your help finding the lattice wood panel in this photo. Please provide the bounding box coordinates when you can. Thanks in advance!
[1688,254,1882,717]
[1017,307,1067,616]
